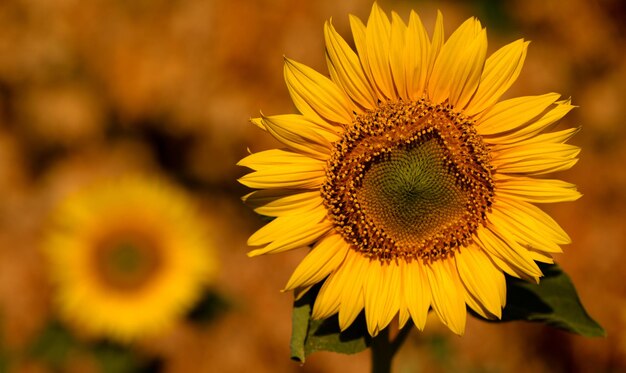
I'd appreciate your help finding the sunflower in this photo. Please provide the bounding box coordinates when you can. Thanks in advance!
[239,3,580,336]
[43,176,215,342]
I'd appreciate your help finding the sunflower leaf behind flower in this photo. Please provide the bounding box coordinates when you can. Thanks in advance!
[239,2,603,358]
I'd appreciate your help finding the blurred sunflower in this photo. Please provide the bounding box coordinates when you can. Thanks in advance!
[43,176,215,342]
[239,3,581,336]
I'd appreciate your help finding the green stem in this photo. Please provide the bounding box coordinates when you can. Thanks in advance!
[371,328,393,373]
[370,324,412,373]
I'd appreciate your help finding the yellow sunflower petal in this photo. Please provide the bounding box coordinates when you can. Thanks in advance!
[475,227,542,280]
[465,39,529,116]
[389,11,408,100]
[377,262,402,332]
[349,14,371,88]
[403,260,431,330]
[477,93,561,135]
[404,10,430,99]
[495,175,581,204]
[246,207,323,247]
[481,249,523,279]
[493,143,580,163]
[238,149,325,170]
[284,58,353,125]
[497,198,571,244]
[250,117,266,130]
[361,261,403,335]
[237,149,326,189]
[485,100,575,145]
[528,248,554,264]
[247,206,331,256]
[456,246,505,318]
[429,17,485,106]
[312,252,355,319]
[242,189,323,217]
[492,143,580,175]
[503,127,580,147]
[283,233,349,291]
[338,251,368,330]
[363,260,384,336]
[324,21,377,110]
[398,302,410,330]
[497,158,579,175]
[425,259,466,335]
[451,28,487,109]
[488,207,562,255]
[261,114,335,159]
[426,10,444,87]
[463,289,491,319]
[364,3,395,100]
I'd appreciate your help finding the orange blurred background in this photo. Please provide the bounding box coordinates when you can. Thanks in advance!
[0,0,624,372]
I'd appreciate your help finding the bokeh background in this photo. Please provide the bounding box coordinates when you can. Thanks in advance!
[0,0,624,372]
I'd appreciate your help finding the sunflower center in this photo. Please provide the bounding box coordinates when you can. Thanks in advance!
[322,99,494,262]
[94,231,163,292]
[357,138,470,246]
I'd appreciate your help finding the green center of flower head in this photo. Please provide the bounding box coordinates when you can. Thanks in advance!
[357,139,470,247]
[95,232,163,291]
[322,99,494,262]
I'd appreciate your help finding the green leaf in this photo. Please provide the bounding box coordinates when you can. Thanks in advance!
[493,263,605,337]
[186,290,231,324]
[92,341,158,373]
[28,321,76,369]
[290,286,370,362]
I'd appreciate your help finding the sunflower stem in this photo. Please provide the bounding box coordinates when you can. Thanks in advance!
[370,324,412,373]
[371,328,393,373]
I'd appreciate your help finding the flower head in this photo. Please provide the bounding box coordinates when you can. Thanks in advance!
[43,176,216,341]
[239,3,580,336]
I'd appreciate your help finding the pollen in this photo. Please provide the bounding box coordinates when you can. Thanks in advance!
[322,99,494,262]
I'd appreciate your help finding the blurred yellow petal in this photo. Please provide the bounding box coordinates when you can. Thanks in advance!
[43,177,215,342]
